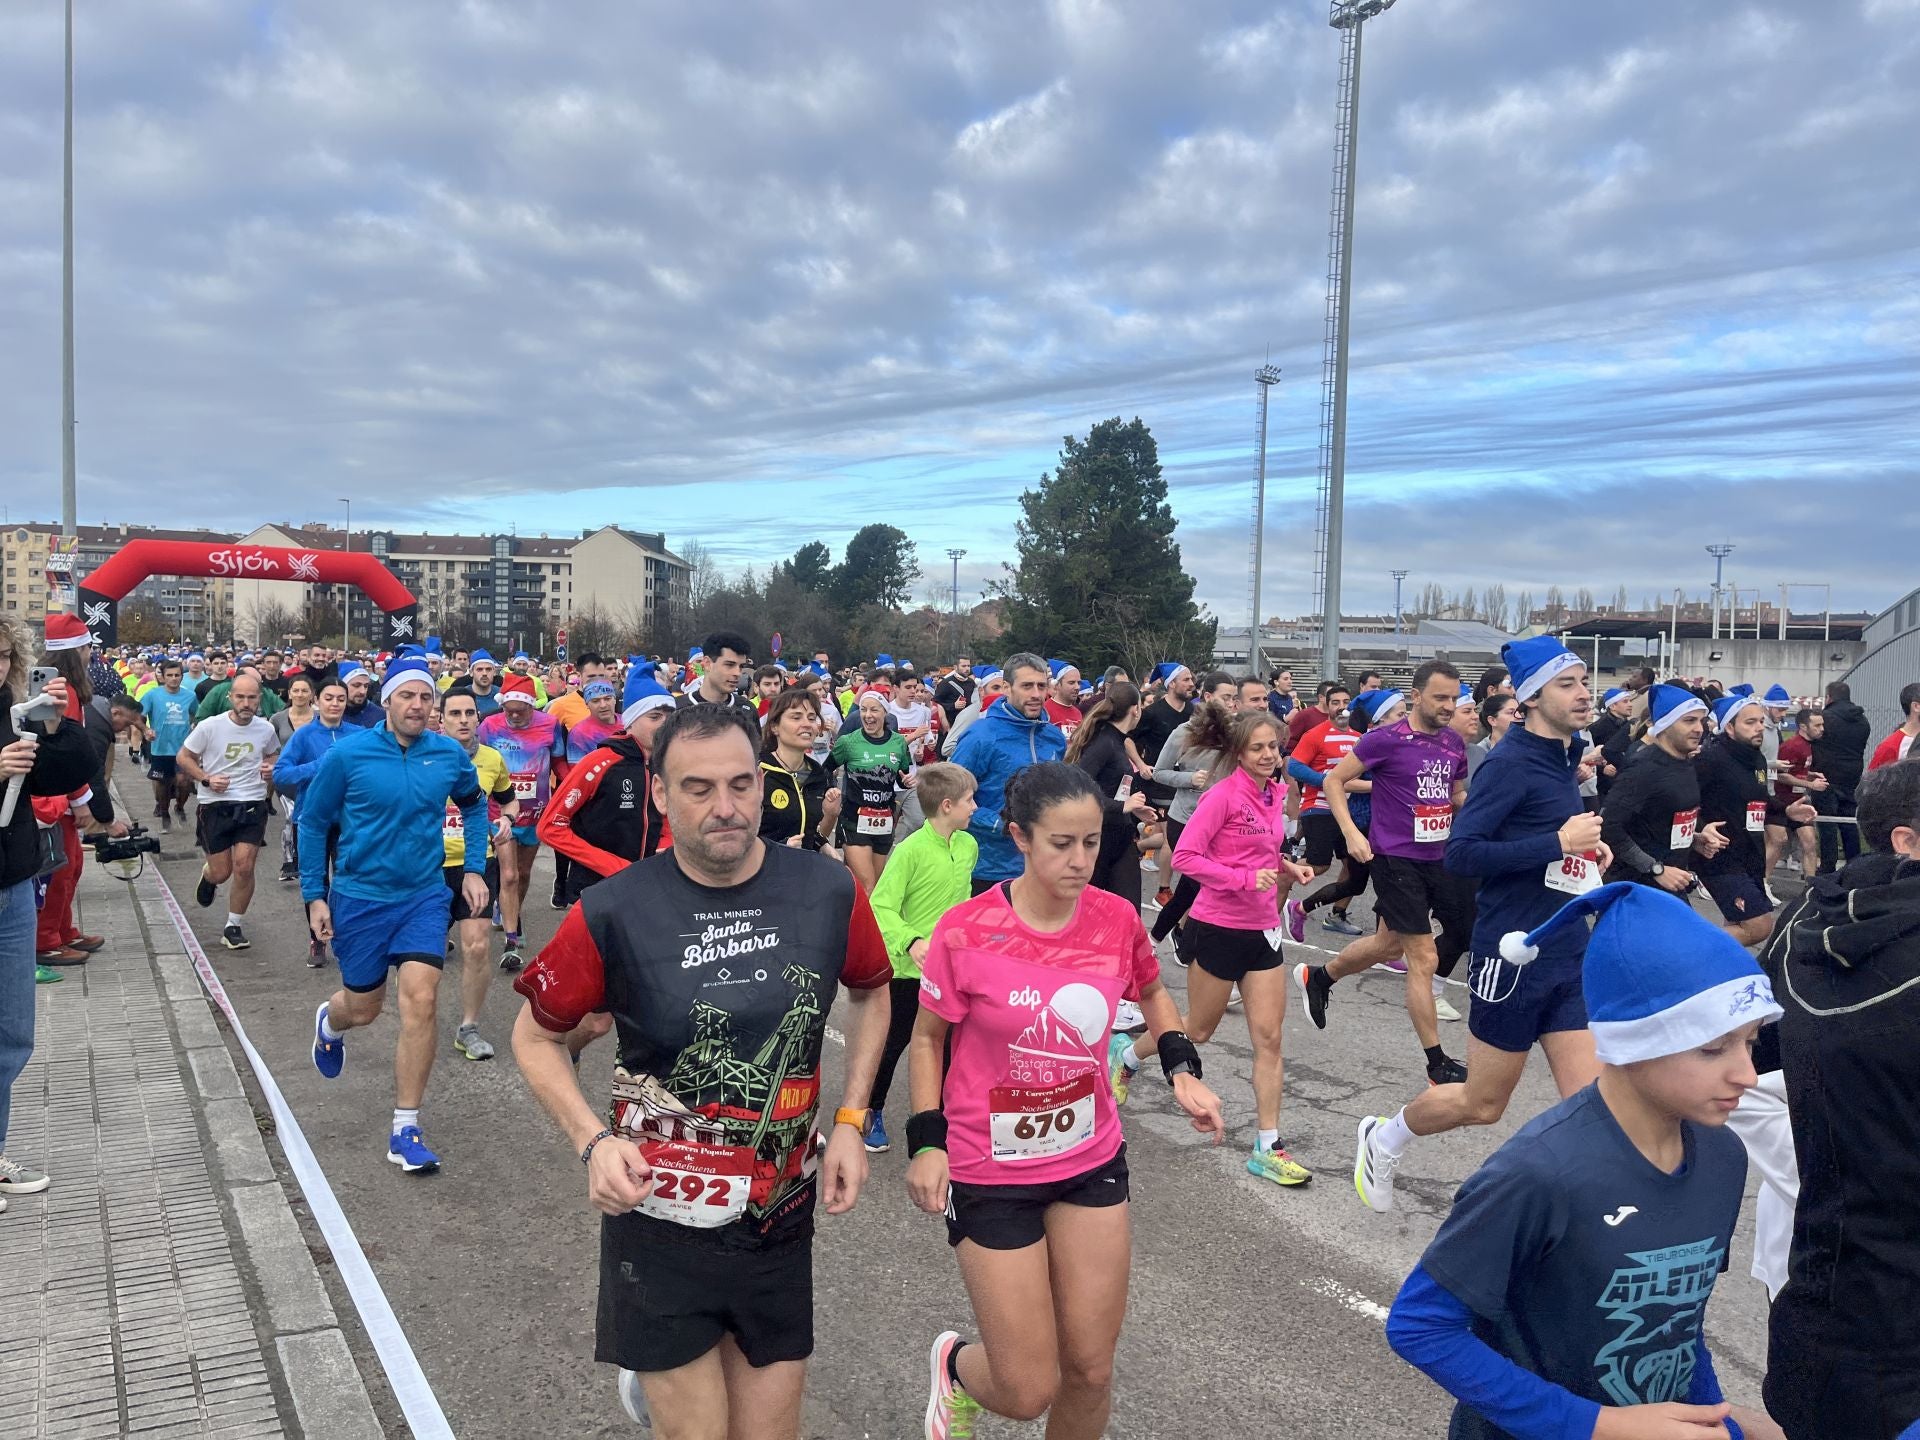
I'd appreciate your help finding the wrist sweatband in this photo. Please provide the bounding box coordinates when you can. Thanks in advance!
[905,1109,948,1155]
[1158,1031,1203,1083]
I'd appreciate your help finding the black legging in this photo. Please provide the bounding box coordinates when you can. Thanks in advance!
[1150,819,1193,942]
[872,977,921,1122]
[1298,857,1371,915]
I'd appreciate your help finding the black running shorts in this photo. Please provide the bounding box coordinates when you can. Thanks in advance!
[596,1217,814,1373]
[197,799,270,854]
[444,859,500,925]
[1300,812,1348,869]
[1185,918,1286,983]
[944,1145,1129,1251]
[1369,852,1475,938]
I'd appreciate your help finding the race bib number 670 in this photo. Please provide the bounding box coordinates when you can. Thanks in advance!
[989,1073,1096,1162]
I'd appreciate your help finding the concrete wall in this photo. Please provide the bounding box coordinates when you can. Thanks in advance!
[1673,637,1865,703]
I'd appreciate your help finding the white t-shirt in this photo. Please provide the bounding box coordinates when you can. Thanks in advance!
[179,712,282,804]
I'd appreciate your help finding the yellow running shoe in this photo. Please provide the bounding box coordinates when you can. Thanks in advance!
[1106,1032,1134,1107]
[1247,1145,1313,1187]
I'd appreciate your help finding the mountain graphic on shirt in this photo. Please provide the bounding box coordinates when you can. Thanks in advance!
[1007,1006,1096,1088]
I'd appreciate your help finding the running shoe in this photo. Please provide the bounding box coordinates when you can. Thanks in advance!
[925,1331,983,1440]
[1172,923,1196,969]
[1426,1053,1468,1087]
[1107,1032,1135,1107]
[863,1113,890,1153]
[386,1126,440,1174]
[1284,896,1307,944]
[549,883,568,912]
[1140,857,1157,874]
[194,870,217,908]
[454,1024,494,1061]
[490,902,504,930]
[1434,992,1462,1023]
[312,1001,344,1080]
[34,964,62,985]
[1246,1146,1312,1187]
[616,1368,653,1428]
[306,938,327,969]
[499,935,524,972]
[1354,1115,1399,1212]
[0,1155,51,1195]
[0,1195,7,1214]
[1294,962,1332,1030]
[221,924,249,951]
[1140,896,1161,913]
[279,863,298,884]
[1320,911,1364,937]
[1155,886,1173,908]
[1381,957,1408,974]
[158,810,171,833]
[1112,998,1144,1032]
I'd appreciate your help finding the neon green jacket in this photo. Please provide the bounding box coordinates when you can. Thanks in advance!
[867,821,977,979]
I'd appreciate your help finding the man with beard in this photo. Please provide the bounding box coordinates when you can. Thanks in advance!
[1811,680,1871,871]
[931,656,976,728]
[1599,685,1727,893]
[1697,693,1816,946]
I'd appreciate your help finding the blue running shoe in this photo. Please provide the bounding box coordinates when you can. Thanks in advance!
[387,1126,440,1174]
[312,1001,344,1080]
[864,1112,890,1153]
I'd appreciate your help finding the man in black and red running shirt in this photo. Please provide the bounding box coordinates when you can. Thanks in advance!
[538,677,675,905]
[512,705,891,1439]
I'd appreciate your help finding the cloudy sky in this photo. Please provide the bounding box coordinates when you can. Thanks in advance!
[2,0,1915,625]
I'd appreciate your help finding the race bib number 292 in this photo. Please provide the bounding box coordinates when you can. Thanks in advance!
[633,1139,753,1229]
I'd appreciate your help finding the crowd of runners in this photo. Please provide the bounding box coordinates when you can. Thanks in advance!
[5,612,1920,1439]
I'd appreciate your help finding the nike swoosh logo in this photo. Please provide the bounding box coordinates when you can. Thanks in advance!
[1604,1206,1638,1226]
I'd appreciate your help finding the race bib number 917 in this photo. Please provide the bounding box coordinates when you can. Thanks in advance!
[633,1139,753,1229]
[1670,808,1699,850]
[989,1073,1096,1162]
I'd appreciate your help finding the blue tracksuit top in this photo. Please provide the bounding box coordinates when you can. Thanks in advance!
[298,721,487,904]
[951,699,1068,882]
[1445,726,1591,964]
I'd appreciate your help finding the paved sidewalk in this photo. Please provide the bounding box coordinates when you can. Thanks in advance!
[0,845,382,1439]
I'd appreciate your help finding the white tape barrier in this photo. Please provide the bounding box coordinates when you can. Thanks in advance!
[146,867,456,1439]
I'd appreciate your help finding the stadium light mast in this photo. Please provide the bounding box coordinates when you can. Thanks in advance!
[946,547,967,661]
[1706,542,1734,638]
[1391,568,1409,635]
[1247,364,1283,676]
[1314,0,1398,686]
[61,0,76,540]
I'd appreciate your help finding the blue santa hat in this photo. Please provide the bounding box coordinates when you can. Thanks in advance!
[1047,658,1078,679]
[873,653,894,669]
[1601,686,1629,709]
[621,663,674,727]
[512,650,530,662]
[1151,662,1190,684]
[379,657,435,703]
[974,664,1001,680]
[1352,688,1405,725]
[470,649,495,665]
[1729,683,1755,698]
[423,636,444,656]
[1646,683,1707,737]
[1458,680,1473,700]
[1713,693,1765,730]
[1496,882,1781,1065]
[1763,683,1791,706]
[1502,636,1585,704]
[337,661,367,682]
[805,660,829,678]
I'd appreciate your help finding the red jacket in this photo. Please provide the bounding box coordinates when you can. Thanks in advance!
[1869,727,1919,772]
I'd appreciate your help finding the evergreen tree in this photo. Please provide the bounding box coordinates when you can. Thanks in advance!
[998,417,1215,671]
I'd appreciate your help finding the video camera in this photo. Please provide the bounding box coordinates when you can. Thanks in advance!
[86,822,164,867]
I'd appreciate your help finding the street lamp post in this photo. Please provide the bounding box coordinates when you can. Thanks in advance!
[61,0,76,540]
[339,498,351,652]
[1391,569,1409,635]
[946,548,967,663]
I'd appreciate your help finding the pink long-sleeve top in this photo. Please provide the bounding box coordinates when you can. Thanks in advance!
[1172,764,1288,931]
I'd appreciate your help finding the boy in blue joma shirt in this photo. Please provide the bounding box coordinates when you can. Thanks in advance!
[1387,883,1786,1440]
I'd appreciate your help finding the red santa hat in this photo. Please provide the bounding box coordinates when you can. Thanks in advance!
[44,613,91,651]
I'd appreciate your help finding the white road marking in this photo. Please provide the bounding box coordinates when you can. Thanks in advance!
[1302,1276,1391,1325]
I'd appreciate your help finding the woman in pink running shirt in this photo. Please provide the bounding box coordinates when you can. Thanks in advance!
[906,762,1223,1440]
[1114,710,1316,1187]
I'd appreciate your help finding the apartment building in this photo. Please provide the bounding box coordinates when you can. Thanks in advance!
[3,522,234,636]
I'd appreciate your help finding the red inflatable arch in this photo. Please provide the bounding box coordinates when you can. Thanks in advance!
[76,539,419,648]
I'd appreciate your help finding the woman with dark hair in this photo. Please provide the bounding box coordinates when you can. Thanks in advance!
[0,612,96,1205]
[1472,664,1512,707]
[1147,676,1239,959]
[759,688,841,855]
[1466,692,1519,784]
[1065,682,1153,904]
[830,690,915,894]
[906,761,1223,1439]
[1116,712,1316,1189]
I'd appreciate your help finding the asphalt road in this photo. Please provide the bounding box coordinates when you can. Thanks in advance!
[143,805,1783,1439]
